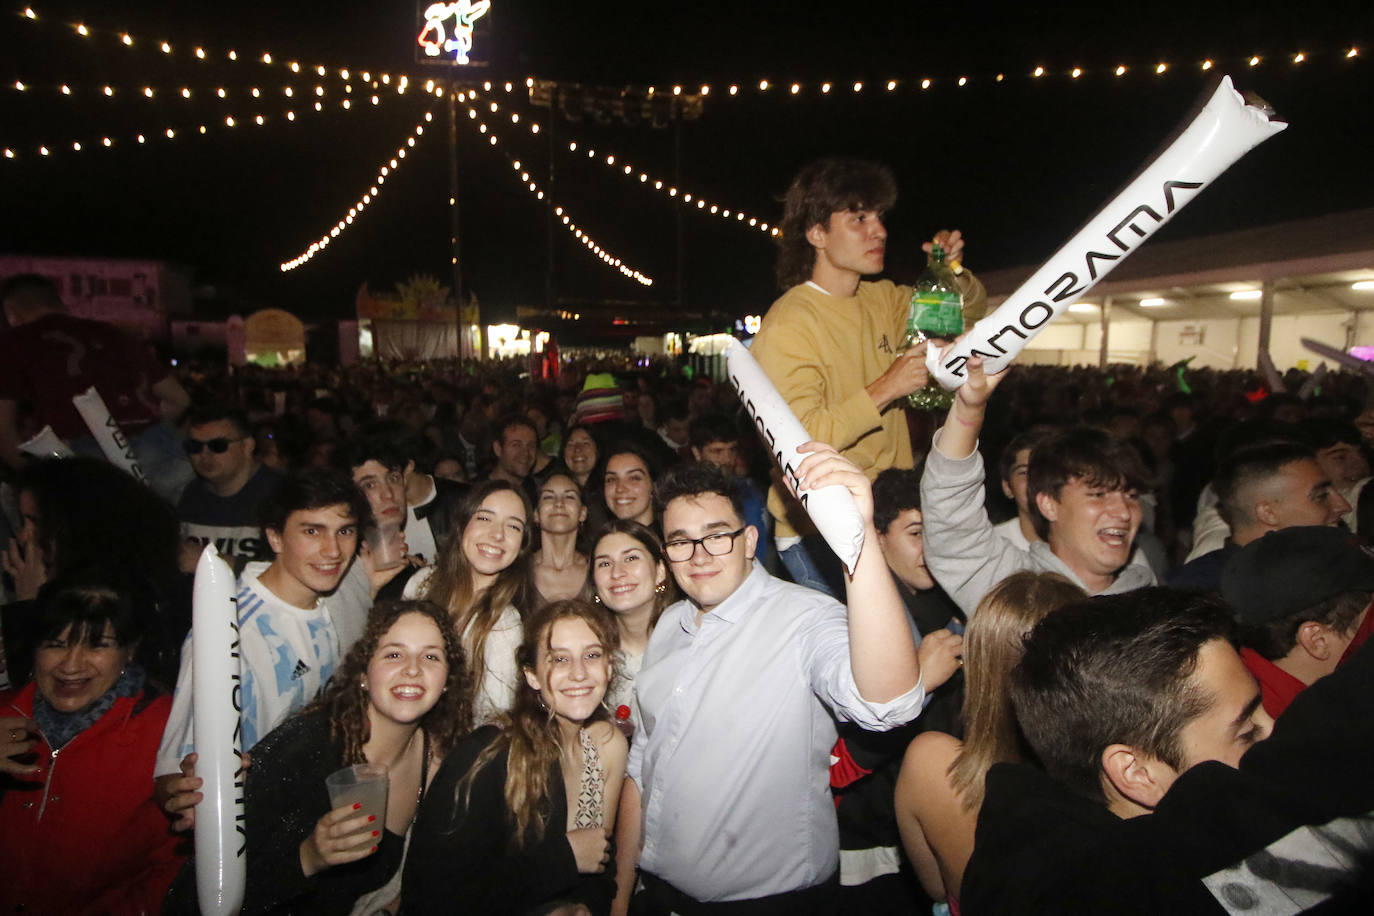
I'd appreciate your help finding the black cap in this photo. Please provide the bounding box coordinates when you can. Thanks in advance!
[1221,526,1374,624]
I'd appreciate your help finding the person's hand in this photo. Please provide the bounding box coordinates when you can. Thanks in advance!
[952,354,1008,413]
[922,229,965,265]
[867,339,929,410]
[158,751,251,831]
[566,827,611,874]
[300,802,382,876]
[360,531,410,598]
[0,716,39,777]
[178,539,206,574]
[793,442,874,527]
[159,752,204,832]
[3,532,47,601]
[917,629,964,692]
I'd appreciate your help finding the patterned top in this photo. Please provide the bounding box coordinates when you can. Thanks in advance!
[573,727,606,829]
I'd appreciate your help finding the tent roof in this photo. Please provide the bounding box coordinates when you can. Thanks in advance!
[977,208,1374,324]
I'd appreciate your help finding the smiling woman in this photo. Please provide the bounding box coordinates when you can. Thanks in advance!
[403,599,628,915]
[1,573,187,915]
[166,600,470,915]
[407,480,534,726]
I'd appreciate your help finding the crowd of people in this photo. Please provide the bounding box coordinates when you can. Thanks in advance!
[2,156,1374,915]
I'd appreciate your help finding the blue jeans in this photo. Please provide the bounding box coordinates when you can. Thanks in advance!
[778,534,847,599]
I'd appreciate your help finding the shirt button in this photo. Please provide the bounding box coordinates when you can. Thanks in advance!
[674,686,683,694]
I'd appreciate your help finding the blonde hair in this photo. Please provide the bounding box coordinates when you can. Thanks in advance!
[948,571,1085,811]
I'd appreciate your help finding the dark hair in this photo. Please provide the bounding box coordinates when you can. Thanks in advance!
[1010,588,1236,803]
[35,571,150,650]
[603,440,660,484]
[872,467,922,533]
[334,422,411,475]
[257,468,371,535]
[183,403,251,439]
[1026,427,1154,541]
[16,458,182,680]
[591,518,675,629]
[0,273,63,310]
[1213,441,1316,530]
[33,570,168,699]
[1301,417,1363,451]
[998,427,1055,486]
[775,157,897,289]
[1238,590,1371,661]
[655,461,744,522]
[688,413,739,451]
[311,600,470,765]
[493,414,539,444]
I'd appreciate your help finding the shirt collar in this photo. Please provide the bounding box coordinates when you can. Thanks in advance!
[675,560,768,633]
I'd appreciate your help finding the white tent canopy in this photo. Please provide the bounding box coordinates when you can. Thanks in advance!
[976,208,1374,371]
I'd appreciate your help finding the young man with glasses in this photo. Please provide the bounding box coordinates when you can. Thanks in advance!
[613,453,947,914]
[176,403,283,572]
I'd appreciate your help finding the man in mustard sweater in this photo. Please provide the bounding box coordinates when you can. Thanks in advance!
[750,157,985,596]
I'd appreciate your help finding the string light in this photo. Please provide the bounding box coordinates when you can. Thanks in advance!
[463,106,654,285]
[470,88,775,237]
[16,9,395,90]
[651,45,1362,100]
[7,94,387,163]
[281,116,431,271]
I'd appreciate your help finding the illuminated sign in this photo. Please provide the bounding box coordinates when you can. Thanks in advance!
[417,1,491,65]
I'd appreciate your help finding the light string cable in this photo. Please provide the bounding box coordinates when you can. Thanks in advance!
[470,82,777,237]
[458,90,653,286]
[560,43,1364,100]
[6,5,433,159]
[3,81,429,160]
[280,112,434,271]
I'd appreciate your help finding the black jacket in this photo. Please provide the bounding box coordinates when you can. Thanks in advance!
[963,639,1374,914]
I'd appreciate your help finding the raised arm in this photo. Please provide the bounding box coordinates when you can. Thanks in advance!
[794,442,919,702]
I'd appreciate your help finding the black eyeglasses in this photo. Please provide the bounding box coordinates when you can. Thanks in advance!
[184,436,243,455]
[663,527,747,563]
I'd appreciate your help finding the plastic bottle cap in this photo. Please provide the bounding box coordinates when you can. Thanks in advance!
[616,705,631,720]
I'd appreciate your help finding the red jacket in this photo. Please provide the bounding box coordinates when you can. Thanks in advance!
[1,682,187,915]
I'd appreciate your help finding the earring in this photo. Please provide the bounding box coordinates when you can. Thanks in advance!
[592,594,602,604]
[360,679,367,691]
[654,582,667,594]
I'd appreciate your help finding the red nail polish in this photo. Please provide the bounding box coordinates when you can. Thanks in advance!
[352,802,362,810]
[367,814,375,822]
[370,845,378,853]
[372,830,379,837]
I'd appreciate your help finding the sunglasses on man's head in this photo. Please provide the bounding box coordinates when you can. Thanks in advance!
[184,436,242,455]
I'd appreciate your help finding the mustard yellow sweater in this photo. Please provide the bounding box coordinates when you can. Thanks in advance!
[750,276,985,537]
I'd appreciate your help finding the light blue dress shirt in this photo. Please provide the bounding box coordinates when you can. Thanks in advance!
[626,562,925,902]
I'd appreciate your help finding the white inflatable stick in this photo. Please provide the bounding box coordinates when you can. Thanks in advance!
[726,340,865,573]
[70,385,147,482]
[929,76,1287,388]
[17,426,73,460]
[192,544,247,916]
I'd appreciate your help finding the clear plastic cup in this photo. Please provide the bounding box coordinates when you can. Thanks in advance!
[325,763,389,826]
[364,521,406,570]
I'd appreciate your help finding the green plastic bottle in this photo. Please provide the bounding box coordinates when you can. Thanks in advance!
[902,243,963,410]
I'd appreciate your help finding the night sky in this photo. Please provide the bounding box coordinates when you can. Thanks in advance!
[1,1,1370,327]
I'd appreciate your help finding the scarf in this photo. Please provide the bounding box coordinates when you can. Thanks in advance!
[33,664,145,751]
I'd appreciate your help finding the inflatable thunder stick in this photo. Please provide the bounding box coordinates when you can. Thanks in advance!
[192,544,247,916]
[726,340,866,573]
[70,386,148,482]
[928,76,1287,389]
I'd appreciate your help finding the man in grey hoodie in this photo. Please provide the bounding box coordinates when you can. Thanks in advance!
[920,357,1156,616]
